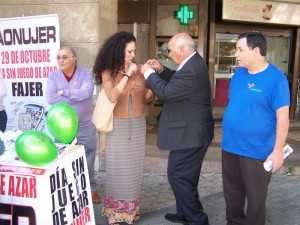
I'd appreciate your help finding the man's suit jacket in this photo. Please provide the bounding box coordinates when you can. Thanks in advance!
[146,52,214,150]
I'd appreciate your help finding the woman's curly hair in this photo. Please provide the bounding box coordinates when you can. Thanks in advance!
[93,31,136,85]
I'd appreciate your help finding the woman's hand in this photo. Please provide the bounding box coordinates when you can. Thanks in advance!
[127,63,137,77]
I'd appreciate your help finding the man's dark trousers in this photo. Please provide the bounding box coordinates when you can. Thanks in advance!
[168,146,209,225]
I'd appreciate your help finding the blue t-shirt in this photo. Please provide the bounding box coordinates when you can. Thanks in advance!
[221,63,290,160]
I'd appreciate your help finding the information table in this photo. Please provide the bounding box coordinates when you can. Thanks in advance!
[0,145,95,225]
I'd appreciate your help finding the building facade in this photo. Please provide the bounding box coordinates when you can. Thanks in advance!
[0,0,299,122]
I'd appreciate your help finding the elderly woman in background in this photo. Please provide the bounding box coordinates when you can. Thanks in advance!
[0,71,7,156]
[0,71,7,133]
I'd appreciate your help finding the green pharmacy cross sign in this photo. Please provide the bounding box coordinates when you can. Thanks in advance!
[174,5,195,25]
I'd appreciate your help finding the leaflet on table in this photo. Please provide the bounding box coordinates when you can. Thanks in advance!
[0,130,77,166]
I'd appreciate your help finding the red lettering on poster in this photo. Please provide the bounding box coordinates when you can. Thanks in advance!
[0,49,51,64]
[70,206,92,225]
[7,175,37,198]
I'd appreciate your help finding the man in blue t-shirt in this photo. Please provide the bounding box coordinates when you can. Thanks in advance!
[221,32,290,225]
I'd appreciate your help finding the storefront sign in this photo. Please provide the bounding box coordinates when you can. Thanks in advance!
[0,14,60,132]
[0,145,95,225]
[222,0,300,26]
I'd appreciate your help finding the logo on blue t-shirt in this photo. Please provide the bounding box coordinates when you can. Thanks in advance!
[248,83,254,89]
[248,83,262,92]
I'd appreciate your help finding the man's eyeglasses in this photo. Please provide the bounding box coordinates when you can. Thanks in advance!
[56,56,73,61]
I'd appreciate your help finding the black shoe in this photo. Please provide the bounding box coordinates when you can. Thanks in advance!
[165,213,189,224]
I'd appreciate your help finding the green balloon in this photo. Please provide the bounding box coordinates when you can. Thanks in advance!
[47,103,78,144]
[15,130,58,166]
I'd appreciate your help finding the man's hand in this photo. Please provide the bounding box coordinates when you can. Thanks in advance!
[81,83,88,89]
[264,150,284,173]
[141,63,152,74]
[146,59,163,73]
[141,59,163,74]
[57,90,63,95]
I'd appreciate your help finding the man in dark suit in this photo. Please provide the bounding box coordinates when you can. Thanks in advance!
[141,33,214,225]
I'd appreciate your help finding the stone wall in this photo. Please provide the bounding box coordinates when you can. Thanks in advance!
[0,0,117,71]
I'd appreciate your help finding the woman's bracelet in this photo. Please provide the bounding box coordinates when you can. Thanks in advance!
[123,74,130,79]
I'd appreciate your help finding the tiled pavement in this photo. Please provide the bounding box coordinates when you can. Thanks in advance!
[94,119,300,225]
[94,173,300,225]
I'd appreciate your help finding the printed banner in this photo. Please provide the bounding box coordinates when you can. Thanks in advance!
[222,0,300,26]
[0,14,60,132]
[0,145,96,225]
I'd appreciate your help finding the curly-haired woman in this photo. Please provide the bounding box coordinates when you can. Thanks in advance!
[93,31,153,225]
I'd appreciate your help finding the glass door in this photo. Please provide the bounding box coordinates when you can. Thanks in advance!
[213,33,237,111]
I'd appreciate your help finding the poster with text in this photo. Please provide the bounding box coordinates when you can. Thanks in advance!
[0,145,96,225]
[0,14,60,132]
[222,0,300,26]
